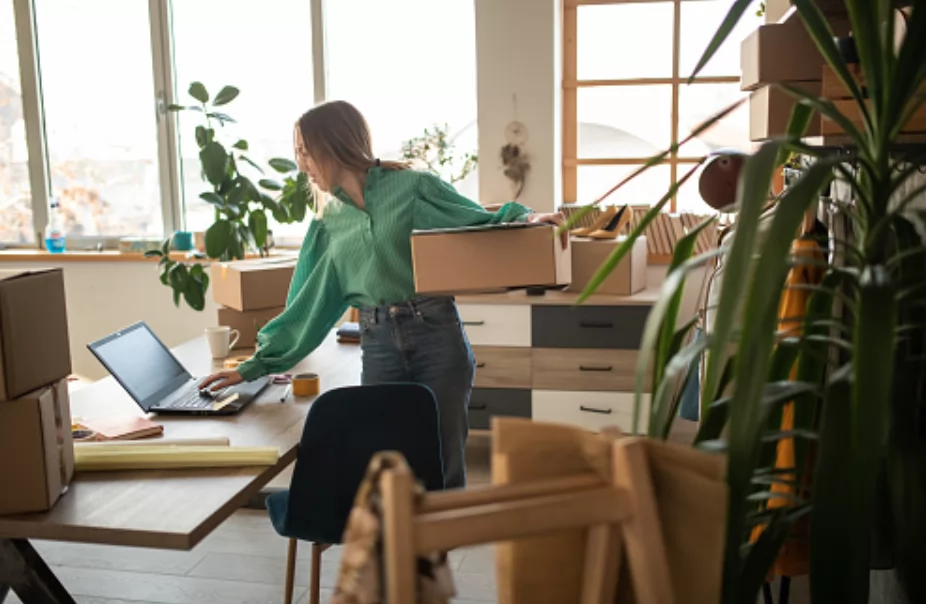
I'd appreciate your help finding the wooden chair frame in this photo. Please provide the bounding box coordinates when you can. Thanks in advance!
[380,437,676,604]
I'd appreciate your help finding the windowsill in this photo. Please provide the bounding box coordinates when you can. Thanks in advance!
[0,249,285,263]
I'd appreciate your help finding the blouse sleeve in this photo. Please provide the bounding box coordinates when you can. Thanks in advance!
[413,171,534,230]
[236,218,347,381]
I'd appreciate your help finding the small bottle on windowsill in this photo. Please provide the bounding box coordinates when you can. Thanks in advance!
[44,198,67,254]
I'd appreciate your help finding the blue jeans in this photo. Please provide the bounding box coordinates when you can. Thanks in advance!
[357,296,475,489]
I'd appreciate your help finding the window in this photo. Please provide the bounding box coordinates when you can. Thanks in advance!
[171,0,314,239]
[324,0,478,198]
[0,2,33,244]
[563,0,759,213]
[34,0,163,237]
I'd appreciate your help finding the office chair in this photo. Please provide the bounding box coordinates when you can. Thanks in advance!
[265,383,445,604]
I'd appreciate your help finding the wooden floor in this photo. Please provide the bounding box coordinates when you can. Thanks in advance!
[6,437,498,604]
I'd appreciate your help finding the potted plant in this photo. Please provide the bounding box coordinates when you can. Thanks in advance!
[145,82,314,311]
[568,1,926,602]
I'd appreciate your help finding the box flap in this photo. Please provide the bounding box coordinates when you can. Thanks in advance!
[412,223,547,236]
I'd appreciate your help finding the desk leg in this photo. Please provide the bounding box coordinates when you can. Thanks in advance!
[0,539,75,604]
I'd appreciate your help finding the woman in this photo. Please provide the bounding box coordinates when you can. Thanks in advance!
[201,100,564,488]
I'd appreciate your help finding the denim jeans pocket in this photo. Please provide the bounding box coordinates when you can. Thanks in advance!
[417,302,460,328]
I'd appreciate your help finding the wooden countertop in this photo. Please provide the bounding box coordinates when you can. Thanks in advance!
[0,250,292,263]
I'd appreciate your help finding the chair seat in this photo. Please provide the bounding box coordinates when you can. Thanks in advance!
[266,489,346,544]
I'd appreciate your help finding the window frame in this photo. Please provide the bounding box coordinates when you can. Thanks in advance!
[561,0,741,211]
[5,0,327,249]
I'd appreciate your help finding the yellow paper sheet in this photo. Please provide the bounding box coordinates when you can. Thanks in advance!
[74,436,231,449]
[74,445,279,472]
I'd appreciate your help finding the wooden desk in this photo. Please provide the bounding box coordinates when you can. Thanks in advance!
[0,331,360,603]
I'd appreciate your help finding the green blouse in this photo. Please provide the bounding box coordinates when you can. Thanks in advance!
[237,167,533,381]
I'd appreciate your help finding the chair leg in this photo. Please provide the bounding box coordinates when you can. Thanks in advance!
[310,543,325,604]
[284,538,298,604]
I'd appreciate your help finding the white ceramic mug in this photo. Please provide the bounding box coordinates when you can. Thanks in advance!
[206,326,240,359]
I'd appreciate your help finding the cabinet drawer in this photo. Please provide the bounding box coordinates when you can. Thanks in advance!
[468,388,531,430]
[472,346,532,389]
[532,305,651,349]
[532,390,650,433]
[532,348,648,392]
[458,304,531,347]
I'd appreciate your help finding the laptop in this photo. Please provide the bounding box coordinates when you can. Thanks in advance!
[88,322,269,416]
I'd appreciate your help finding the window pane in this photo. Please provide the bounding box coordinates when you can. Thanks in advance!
[678,83,751,157]
[0,2,32,243]
[171,0,314,240]
[35,0,162,238]
[675,162,719,214]
[578,86,672,159]
[325,0,478,199]
[680,0,761,79]
[577,3,674,81]
[577,164,672,207]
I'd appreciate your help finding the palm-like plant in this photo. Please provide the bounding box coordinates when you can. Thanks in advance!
[568,1,926,602]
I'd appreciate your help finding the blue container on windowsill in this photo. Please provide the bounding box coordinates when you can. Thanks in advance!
[172,231,194,252]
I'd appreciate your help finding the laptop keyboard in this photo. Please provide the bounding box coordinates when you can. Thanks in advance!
[168,387,225,409]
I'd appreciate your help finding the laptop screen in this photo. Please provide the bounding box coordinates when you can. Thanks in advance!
[89,323,191,409]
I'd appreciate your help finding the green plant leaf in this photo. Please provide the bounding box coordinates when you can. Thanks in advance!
[238,155,264,175]
[182,278,206,311]
[168,263,189,291]
[205,220,234,259]
[259,178,283,191]
[269,157,298,174]
[232,140,248,151]
[144,250,163,258]
[249,210,268,249]
[779,84,868,151]
[188,82,209,103]
[271,201,291,223]
[774,96,816,168]
[687,0,753,82]
[172,288,181,307]
[212,85,240,106]
[739,502,812,603]
[207,112,236,124]
[650,335,711,439]
[167,103,186,112]
[199,191,224,206]
[200,141,228,186]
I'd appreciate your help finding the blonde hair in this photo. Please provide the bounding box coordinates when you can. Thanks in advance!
[296,100,409,212]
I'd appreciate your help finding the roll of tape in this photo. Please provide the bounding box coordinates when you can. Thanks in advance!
[224,355,250,370]
[292,373,320,397]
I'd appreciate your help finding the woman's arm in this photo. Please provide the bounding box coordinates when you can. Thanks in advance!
[413,171,534,230]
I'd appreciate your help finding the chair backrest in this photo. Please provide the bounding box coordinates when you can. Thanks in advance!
[285,383,445,544]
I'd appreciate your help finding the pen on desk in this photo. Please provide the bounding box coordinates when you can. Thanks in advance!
[280,384,292,403]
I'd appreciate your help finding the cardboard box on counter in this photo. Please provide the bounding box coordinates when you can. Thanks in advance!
[750,82,822,141]
[0,269,72,401]
[210,257,296,312]
[217,306,285,350]
[567,236,647,296]
[411,224,571,295]
[0,379,75,515]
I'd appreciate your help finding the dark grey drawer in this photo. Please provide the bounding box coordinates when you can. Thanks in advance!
[532,305,651,349]
[468,388,532,430]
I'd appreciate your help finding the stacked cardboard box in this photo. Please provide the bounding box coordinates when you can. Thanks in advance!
[0,269,75,515]
[211,258,296,349]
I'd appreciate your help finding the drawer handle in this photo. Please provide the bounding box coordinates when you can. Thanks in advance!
[580,405,612,415]
[476,362,486,368]
[579,365,613,372]
[580,321,613,329]
[463,320,485,326]
[469,404,487,411]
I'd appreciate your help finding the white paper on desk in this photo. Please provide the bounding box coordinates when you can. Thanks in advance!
[74,436,231,448]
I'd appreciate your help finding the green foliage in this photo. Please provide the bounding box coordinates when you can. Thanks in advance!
[400,123,477,184]
[579,2,926,601]
[149,82,315,311]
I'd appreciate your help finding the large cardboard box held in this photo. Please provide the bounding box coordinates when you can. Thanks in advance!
[0,379,75,515]
[567,236,647,296]
[411,224,571,295]
[0,269,72,401]
[210,258,296,312]
[217,306,284,350]
[750,83,822,141]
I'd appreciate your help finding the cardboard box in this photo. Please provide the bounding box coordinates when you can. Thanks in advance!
[217,306,285,350]
[740,22,825,91]
[0,269,72,401]
[764,0,848,24]
[567,236,647,296]
[750,82,822,141]
[0,379,75,515]
[411,224,571,294]
[210,257,296,312]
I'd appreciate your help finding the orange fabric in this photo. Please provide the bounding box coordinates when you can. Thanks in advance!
[749,237,824,578]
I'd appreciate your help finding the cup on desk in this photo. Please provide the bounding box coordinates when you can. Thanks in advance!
[206,326,240,359]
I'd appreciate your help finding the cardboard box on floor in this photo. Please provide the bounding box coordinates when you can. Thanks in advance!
[0,379,75,515]
[567,236,647,296]
[210,258,296,312]
[411,224,571,295]
[217,306,285,350]
[0,269,72,401]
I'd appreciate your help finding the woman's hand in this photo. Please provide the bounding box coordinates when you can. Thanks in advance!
[527,212,568,249]
[200,369,244,392]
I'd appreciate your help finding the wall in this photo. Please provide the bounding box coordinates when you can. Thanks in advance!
[475,0,561,214]
[2,260,217,381]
